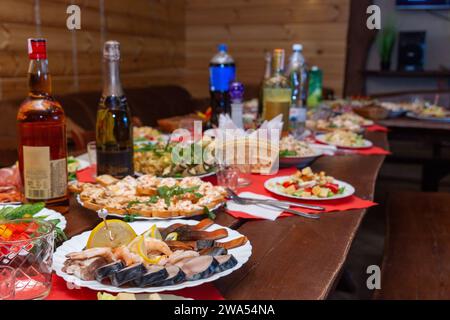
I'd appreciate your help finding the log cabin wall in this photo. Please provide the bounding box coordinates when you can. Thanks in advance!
[0,0,185,101]
[184,0,350,98]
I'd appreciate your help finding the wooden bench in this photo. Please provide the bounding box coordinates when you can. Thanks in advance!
[375,191,450,299]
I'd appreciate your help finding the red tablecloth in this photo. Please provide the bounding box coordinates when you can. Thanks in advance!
[365,124,389,133]
[225,167,377,220]
[46,274,224,300]
[76,165,96,183]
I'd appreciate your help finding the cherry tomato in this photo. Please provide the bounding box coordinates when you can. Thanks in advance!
[324,183,339,194]
[282,181,293,188]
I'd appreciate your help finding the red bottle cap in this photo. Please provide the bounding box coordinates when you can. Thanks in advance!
[27,38,47,60]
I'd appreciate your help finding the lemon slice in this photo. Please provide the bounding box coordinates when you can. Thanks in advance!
[141,224,162,240]
[165,232,178,241]
[86,219,137,249]
[135,236,163,264]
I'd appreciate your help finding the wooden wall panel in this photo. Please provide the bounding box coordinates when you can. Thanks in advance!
[184,0,350,98]
[0,0,185,101]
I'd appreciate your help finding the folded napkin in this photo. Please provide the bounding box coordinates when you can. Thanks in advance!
[47,274,224,300]
[365,124,389,133]
[227,192,286,221]
[76,165,96,183]
[216,114,283,174]
[226,167,377,220]
[309,143,337,156]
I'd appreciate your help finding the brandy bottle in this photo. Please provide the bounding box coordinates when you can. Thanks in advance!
[17,38,69,213]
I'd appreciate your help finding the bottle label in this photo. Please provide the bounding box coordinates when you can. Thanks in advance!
[23,146,67,200]
[289,107,307,122]
[209,65,236,92]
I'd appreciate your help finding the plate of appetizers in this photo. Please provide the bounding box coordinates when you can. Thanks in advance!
[279,136,323,168]
[315,130,373,149]
[133,139,217,178]
[0,202,67,231]
[53,219,252,293]
[406,106,450,122]
[97,292,193,300]
[379,102,408,118]
[308,113,372,133]
[69,174,227,220]
[264,167,355,201]
[75,195,224,221]
[133,126,165,143]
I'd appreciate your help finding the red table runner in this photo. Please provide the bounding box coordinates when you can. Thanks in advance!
[365,124,389,133]
[225,167,377,220]
[350,146,391,156]
[46,274,224,300]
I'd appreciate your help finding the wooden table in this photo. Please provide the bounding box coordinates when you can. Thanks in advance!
[64,131,388,300]
[379,117,450,191]
[379,117,450,133]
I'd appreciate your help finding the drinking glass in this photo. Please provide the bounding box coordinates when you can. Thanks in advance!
[216,164,239,191]
[0,266,15,300]
[0,219,55,300]
[87,141,97,166]
[236,164,252,187]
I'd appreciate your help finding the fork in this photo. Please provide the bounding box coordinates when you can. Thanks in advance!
[226,188,320,220]
[225,188,325,211]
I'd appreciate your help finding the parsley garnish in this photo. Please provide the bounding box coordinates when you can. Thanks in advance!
[124,214,139,222]
[279,150,297,157]
[203,206,215,220]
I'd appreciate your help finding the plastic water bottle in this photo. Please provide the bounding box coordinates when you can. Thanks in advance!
[286,44,308,137]
[230,81,244,129]
[209,44,236,126]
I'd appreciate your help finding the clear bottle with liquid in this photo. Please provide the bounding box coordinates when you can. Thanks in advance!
[286,44,308,137]
[262,49,291,132]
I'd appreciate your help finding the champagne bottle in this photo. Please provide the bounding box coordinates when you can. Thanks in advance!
[96,41,134,178]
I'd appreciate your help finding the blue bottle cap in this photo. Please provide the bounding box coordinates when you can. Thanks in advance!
[229,81,244,101]
[218,44,228,52]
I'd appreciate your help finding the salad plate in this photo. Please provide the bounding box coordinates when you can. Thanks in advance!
[264,168,355,201]
[406,112,450,123]
[0,203,67,230]
[315,133,373,149]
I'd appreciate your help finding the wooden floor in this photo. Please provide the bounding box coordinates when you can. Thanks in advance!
[376,191,450,299]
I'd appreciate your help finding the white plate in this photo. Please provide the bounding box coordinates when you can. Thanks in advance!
[53,219,252,293]
[134,170,217,180]
[264,176,355,201]
[279,148,323,168]
[406,112,450,123]
[0,205,67,230]
[76,195,223,221]
[315,134,373,149]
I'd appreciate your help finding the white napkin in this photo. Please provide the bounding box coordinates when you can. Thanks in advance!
[309,143,337,156]
[227,192,287,221]
[217,114,283,141]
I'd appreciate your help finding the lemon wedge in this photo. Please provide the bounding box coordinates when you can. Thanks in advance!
[165,232,178,241]
[86,219,137,249]
[134,236,163,264]
[141,224,162,240]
